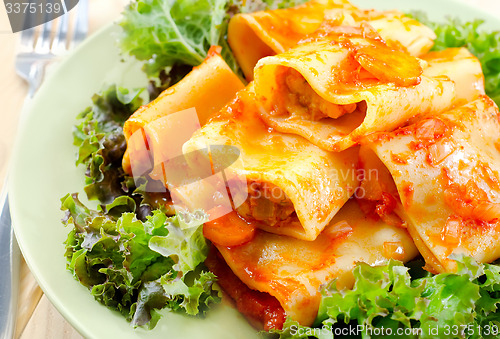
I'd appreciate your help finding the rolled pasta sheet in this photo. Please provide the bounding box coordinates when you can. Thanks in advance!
[228,0,435,79]
[361,96,500,273]
[422,48,485,106]
[328,9,436,57]
[122,47,245,175]
[215,200,418,326]
[228,0,355,79]
[183,86,359,241]
[254,28,484,152]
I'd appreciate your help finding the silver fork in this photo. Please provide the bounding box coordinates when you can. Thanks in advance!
[15,0,89,97]
[0,2,88,339]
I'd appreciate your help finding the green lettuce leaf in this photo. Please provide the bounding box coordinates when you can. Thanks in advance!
[232,0,307,13]
[118,0,309,78]
[62,193,220,328]
[410,12,500,105]
[258,0,307,10]
[317,260,427,338]
[73,85,144,205]
[119,0,234,77]
[271,257,500,339]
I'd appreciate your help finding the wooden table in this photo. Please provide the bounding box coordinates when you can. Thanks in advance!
[0,0,499,338]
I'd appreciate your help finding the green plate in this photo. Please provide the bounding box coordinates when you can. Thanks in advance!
[9,1,500,338]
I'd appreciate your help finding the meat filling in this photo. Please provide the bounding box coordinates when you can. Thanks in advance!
[236,181,296,226]
[283,68,358,120]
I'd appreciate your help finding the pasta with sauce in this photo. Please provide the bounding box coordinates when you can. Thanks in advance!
[121,0,500,331]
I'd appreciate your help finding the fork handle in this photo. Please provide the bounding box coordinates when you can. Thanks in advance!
[0,187,20,339]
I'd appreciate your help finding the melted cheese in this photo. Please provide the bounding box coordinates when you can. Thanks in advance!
[183,85,359,241]
[254,32,484,152]
[228,0,435,79]
[362,96,500,273]
[216,200,418,326]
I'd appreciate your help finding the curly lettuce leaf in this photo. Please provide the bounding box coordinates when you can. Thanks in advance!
[317,261,427,336]
[62,194,220,328]
[411,12,500,105]
[259,0,307,10]
[232,0,306,13]
[271,257,500,339]
[119,0,234,77]
[149,210,209,273]
[147,64,193,101]
[118,0,309,78]
[74,85,144,205]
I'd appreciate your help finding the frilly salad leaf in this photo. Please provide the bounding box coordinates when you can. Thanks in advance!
[258,0,308,10]
[73,85,144,205]
[119,0,235,77]
[411,12,500,105]
[118,0,309,78]
[62,193,220,328]
[272,257,500,339]
[232,0,307,14]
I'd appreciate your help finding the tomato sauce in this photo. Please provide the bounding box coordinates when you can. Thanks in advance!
[205,248,286,330]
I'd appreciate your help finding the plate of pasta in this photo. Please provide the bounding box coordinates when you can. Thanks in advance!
[9,0,500,338]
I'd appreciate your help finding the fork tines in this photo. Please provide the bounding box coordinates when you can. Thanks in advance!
[16,0,89,96]
[19,0,88,54]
